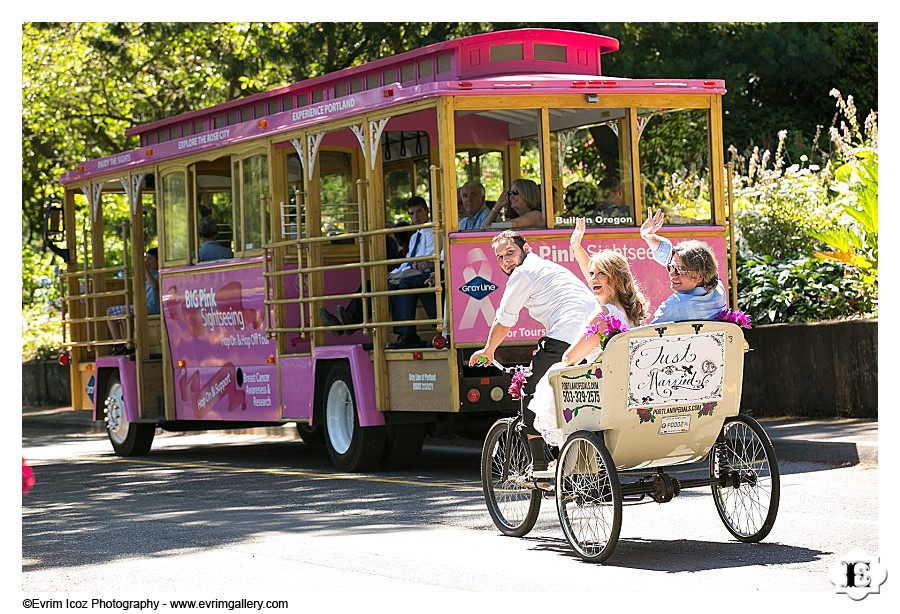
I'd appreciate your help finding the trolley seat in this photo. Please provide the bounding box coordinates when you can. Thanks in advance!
[546,321,748,470]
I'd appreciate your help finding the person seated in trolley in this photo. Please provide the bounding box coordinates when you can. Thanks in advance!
[385,196,443,350]
[480,178,546,229]
[457,180,491,230]
[561,180,601,219]
[106,247,159,355]
[197,216,233,262]
[640,207,727,323]
[590,176,630,222]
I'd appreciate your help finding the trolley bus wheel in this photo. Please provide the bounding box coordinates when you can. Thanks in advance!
[103,373,154,456]
[710,414,781,542]
[381,423,426,470]
[480,418,541,537]
[322,363,385,472]
[556,430,622,563]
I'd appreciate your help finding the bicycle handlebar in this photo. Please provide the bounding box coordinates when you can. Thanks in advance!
[473,355,532,377]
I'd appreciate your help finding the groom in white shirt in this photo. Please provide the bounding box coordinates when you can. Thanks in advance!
[468,230,596,478]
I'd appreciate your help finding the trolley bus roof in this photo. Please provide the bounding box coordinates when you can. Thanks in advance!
[60,28,725,185]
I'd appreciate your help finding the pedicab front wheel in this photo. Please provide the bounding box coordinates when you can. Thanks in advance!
[481,418,542,537]
[555,430,622,563]
[710,414,781,542]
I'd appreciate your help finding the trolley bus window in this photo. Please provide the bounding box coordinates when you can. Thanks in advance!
[235,153,269,252]
[319,150,357,235]
[454,108,544,229]
[455,148,505,209]
[283,153,302,240]
[550,106,633,229]
[383,130,430,224]
[195,157,234,258]
[162,171,189,263]
[638,108,712,225]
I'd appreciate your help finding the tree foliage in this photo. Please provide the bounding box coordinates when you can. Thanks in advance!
[21,21,877,316]
[21,22,494,245]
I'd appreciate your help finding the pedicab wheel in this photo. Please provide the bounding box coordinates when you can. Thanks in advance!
[710,414,781,542]
[556,430,622,563]
[481,418,541,537]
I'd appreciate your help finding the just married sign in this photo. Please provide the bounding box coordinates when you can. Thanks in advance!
[627,331,726,409]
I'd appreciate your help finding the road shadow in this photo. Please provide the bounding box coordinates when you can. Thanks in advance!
[21,408,860,576]
[524,535,829,570]
[22,432,490,575]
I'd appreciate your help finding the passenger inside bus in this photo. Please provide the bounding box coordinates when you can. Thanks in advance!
[107,247,160,355]
[386,196,442,349]
[393,220,413,256]
[458,180,491,230]
[197,216,234,262]
[590,176,630,223]
[480,178,546,229]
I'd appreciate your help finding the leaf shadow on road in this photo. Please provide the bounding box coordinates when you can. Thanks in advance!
[21,432,495,575]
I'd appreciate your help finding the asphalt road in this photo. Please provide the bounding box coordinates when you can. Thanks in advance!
[20,407,884,610]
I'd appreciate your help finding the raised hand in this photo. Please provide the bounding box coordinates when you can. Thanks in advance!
[640,208,665,251]
[640,208,665,239]
[570,217,586,247]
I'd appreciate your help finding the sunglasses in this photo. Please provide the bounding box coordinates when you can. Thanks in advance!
[508,189,520,196]
[666,263,691,276]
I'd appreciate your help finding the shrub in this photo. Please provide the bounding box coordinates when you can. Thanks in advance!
[736,256,874,324]
[808,91,878,291]
[22,302,64,362]
[729,131,838,261]
[729,90,877,323]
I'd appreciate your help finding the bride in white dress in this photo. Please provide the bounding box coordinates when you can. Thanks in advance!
[530,218,650,447]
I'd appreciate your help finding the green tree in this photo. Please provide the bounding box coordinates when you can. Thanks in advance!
[21,22,878,308]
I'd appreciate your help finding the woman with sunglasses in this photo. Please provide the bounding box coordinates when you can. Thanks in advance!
[480,178,546,229]
[640,207,727,323]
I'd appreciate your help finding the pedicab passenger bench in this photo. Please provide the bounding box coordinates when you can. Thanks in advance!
[547,321,748,471]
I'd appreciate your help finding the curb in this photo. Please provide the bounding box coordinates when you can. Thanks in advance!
[24,407,877,467]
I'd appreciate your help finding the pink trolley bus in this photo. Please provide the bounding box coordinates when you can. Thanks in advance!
[48,28,736,471]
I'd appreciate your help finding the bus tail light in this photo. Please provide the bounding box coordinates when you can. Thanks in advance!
[466,388,481,403]
[58,353,70,366]
[489,386,504,402]
[432,335,447,350]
